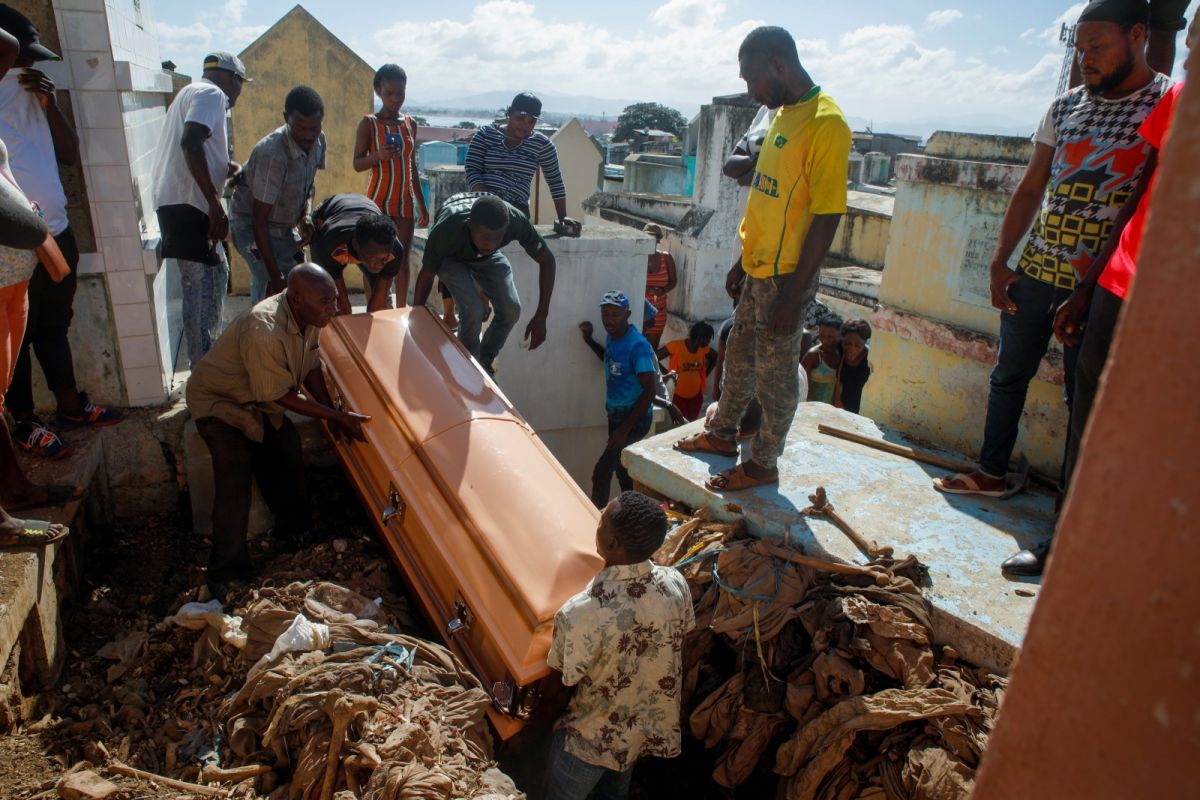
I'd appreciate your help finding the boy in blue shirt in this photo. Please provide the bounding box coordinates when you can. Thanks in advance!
[579,291,658,508]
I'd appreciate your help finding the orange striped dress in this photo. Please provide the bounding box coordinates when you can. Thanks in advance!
[363,114,420,219]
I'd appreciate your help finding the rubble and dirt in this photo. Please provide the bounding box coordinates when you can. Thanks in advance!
[3,461,1005,800]
[651,509,1006,800]
[0,467,522,800]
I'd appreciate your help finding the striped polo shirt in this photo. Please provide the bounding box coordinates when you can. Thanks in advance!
[464,124,566,214]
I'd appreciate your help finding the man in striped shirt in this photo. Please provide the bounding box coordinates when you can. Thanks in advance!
[465,92,580,231]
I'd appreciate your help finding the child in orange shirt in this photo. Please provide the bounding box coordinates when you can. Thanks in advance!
[657,322,716,421]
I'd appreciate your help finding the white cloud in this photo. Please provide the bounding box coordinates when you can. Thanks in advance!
[925,9,963,30]
[156,21,212,70]
[223,0,247,24]
[799,23,1063,128]
[155,19,266,76]
[157,1,1088,133]
[369,0,759,108]
[650,0,727,30]
[1030,2,1088,44]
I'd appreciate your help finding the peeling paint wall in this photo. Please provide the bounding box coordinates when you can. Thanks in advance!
[864,332,1067,477]
[830,204,892,268]
[828,132,1068,475]
[622,154,689,195]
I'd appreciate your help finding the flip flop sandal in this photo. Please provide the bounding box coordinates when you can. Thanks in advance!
[673,431,738,456]
[933,472,1007,498]
[5,483,85,512]
[1,519,70,549]
[705,463,779,492]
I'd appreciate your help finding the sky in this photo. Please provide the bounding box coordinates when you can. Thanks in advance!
[153,0,1198,136]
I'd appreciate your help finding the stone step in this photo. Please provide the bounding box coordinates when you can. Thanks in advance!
[0,430,104,731]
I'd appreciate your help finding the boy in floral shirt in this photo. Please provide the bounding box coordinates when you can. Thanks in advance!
[546,490,694,800]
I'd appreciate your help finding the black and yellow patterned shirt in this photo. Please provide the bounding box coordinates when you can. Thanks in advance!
[1018,73,1171,289]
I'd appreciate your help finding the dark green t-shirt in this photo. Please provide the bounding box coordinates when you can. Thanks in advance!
[422,192,547,274]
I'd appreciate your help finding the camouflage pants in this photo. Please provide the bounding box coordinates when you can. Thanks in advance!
[708,275,810,470]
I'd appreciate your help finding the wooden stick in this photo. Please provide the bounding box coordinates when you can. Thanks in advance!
[108,760,228,798]
[817,424,976,472]
[200,764,271,784]
[818,424,1055,489]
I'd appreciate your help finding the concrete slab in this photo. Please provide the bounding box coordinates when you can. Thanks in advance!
[847,190,895,217]
[623,403,1055,673]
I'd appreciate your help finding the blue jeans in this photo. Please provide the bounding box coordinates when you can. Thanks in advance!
[230,217,302,304]
[176,252,228,369]
[590,408,653,508]
[436,253,521,369]
[1063,285,1123,489]
[545,729,634,800]
[979,273,1079,478]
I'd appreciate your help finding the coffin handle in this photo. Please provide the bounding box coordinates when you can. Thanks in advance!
[381,485,405,524]
[446,596,473,637]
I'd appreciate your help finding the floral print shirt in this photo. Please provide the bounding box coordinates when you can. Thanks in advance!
[548,561,694,771]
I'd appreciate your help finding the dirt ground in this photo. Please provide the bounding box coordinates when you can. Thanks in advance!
[0,467,430,798]
[0,467,785,800]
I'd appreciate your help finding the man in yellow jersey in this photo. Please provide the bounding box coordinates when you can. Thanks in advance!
[675,26,850,491]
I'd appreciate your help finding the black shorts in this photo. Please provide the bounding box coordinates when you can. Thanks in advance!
[157,204,221,265]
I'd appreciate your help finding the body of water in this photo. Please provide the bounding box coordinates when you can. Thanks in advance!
[409,114,496,128]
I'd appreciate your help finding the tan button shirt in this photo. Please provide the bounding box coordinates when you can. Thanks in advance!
[186,291,320,441]
[548,561,695,771]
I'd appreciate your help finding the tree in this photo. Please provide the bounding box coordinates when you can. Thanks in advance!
[411,115,429,126]
[454,120,477,129]
[613,102,687,142]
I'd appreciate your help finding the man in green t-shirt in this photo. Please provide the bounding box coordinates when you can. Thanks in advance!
[413,192,556,373]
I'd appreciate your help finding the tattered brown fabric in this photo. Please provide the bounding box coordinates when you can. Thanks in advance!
[661,512,1008,799]
[145,583,515,800]
[775,688,978,799]
[709,540,813,642]
[712,708,789,788]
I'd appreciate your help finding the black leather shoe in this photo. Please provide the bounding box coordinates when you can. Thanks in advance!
[1001,542,1051,577]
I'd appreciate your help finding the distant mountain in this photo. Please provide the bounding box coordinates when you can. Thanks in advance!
[408,90,701,120]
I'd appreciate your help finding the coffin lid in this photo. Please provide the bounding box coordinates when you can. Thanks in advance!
[323,308,602,649]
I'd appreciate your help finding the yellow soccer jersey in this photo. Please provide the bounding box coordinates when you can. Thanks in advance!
[740,91,851,280]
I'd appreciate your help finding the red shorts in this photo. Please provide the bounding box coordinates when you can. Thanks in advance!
[673,392,704,421]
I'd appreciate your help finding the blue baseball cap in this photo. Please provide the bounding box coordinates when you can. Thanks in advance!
[599,290,629,309]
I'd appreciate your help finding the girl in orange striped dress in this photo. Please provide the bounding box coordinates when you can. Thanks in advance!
[642,223,677,348]
[353,64,429,307]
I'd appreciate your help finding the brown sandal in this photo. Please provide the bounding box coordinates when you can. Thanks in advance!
[705,463,778,492]
[673,431,738,456]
